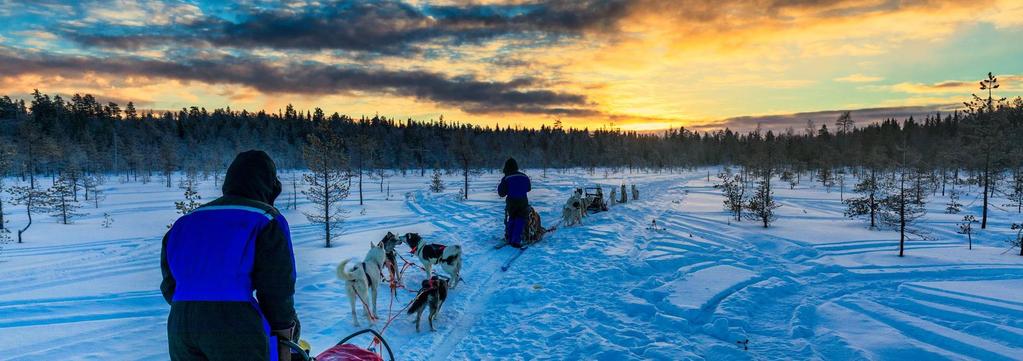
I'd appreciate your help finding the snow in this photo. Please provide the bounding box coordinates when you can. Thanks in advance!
[1,169,1022,360]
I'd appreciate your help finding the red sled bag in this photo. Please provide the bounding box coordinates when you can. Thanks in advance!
[315,344,383,361]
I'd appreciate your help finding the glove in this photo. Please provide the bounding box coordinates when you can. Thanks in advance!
[272,324,295,361]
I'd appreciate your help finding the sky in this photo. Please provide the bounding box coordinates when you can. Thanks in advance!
[0,0,1021,132]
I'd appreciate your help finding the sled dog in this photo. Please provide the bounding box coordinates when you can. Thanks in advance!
[563,191,584,226]
[377,232,403,285]
[402,233,462,289]
[407,275,450,332]
[337,242,386,326]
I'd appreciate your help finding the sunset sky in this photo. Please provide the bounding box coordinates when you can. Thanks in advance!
[1,0,1021,131]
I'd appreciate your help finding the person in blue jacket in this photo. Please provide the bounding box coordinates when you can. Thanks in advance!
[161,150,298,361]
[498,158,531,248]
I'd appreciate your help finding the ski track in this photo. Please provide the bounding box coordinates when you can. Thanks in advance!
[1,169,1022,360]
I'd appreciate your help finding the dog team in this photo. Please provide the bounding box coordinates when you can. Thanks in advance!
[562,184,638,226]
[337,231,461,332]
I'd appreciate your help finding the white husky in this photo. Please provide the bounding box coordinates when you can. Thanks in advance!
[337,242,386,326]
[562,191,584,226]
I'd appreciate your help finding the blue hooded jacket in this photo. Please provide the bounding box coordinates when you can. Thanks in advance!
[161,150,296,360]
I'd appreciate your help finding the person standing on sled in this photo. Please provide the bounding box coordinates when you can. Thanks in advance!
[498,158,531,248]
[161,150,299,361]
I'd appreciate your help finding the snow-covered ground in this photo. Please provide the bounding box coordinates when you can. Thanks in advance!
[1,169,1021,360]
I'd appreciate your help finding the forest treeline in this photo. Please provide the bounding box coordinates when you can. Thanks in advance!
[1,90,1020,181]
[0,74,1021,249]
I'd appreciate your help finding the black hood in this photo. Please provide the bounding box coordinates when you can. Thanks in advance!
[503,158,519,176]
[222,150,282,205]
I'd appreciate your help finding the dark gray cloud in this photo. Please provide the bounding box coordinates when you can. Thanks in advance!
[66,0,633,54]
[691,104,960,132]
[0,49,592,115]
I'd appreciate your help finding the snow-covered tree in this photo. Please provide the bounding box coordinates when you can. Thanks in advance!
[302,125,350,248]
[844,168,883,229]
[957,215,977,250]
[50,174,85,225]
[429,168,445,193]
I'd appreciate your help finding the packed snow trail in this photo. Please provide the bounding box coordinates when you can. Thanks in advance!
[1,169,1022,360]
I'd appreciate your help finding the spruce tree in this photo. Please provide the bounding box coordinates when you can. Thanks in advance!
[430,168,445,193]
[845,168,883,229]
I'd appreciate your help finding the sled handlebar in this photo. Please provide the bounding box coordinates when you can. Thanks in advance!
[280,339,312,361]
[282,328,394,361]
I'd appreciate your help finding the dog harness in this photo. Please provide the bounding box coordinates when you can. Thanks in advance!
[420,244,447,260]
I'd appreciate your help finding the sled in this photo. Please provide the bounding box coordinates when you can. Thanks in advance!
[284,328,394,361]
[583,187,609,213]
[499,206,547,248]
[500,207,558,271]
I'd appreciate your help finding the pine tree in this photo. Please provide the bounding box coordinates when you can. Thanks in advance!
[845,168,882,229]
[9,184,51,243]
[1006,171,1023,213]
[945,190,962,214]
[302,124,350,248]
[880,167,926,257]
[780,170,797,189]
[1009,223,1023,256]
[50,174,84,225]
[429,168,445,193]
[745,171,780,228]
[0,143,12,232]
[715,168,745,221]
[174,175,202,215]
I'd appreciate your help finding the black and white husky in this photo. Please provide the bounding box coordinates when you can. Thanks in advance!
[401,233,462,289]
[337,242,385,326]
[407,275,449,332]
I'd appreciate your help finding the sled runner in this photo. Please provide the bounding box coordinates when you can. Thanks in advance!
[283,328,394,361]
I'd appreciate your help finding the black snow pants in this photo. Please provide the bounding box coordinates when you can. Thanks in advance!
[168,301,271,361]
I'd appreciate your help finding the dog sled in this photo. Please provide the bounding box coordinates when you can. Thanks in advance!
[499,206,547,248]
[284,329,395,361]
[583,187,609,213]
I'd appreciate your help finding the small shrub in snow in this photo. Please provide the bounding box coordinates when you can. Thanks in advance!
[1010,223,1023,256]
[945,190,962,214]
[102,213,114,229]
[957,215,977,250]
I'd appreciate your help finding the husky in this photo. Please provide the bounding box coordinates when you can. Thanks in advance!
[377,232,403,286]
[337,242,386,327]
[563,191,584,226]
[402,233,462,289]
[407,275,449,332]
